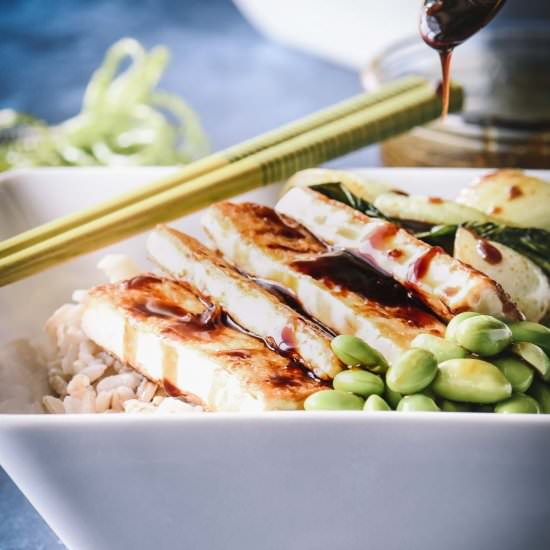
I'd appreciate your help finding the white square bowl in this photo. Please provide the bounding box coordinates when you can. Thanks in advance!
[1,167,550,550]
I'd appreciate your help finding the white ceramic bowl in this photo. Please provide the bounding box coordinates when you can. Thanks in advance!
[232,0,420,69]
[1,167,550,550]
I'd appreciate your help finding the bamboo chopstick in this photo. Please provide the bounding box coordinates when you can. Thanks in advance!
[0,77,428,259]
[0,79,463,287]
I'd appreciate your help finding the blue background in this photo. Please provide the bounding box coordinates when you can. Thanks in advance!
[0,1,368,548]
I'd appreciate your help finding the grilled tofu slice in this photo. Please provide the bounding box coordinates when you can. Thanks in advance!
[275,187,523,321]
[146,225,342,380]
[202,202,444,365]
[80,274,323,411]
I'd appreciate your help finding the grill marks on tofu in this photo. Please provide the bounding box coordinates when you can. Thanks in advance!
[275,187,523,322]
[81,275,323,411]
[202,202,444,365]
[146,225,342,380]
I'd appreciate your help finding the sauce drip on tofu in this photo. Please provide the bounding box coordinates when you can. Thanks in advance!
[366,223,398,251]
[133,298,223,332]
[122,276,320,381]
[408,246,445,283]
[291,252,437,329]
[251,276,336,337]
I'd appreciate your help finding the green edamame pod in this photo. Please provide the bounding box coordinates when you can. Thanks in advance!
[494,393,540,414]
[333,368,384,397]
[455,315,512,357]
[386,349,437,395]
[363,394,392,411]
[411,333,467,363]
[445,312,480,342]
[397,394,440,412]
[508,321,550,354]
[432,358,512,404]
[492,355,534,393]
[527,380,550,413]
[331,335,389,373]
[304,389,364,411]
[512,342,550,381]
[439,399,471,413]
[384,386,402,409]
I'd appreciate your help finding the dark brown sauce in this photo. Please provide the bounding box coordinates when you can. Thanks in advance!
[162,380,205,407]
[408,246,444,283]
[366,223,398,251]
[266,355,324,389]
[256,206,305,240]
[477,239,503,265]
[420,0,506,118]
[163,379,183,397]
[292,252,423,310]
[252,277,301,311]
[122,274,163,291]
[280,324,298,353]
[119,275,325,395]
[132,298,222,333]
[509,185,523,199]
[388,248,404,259]
[251,276,336,337]
[268,367,308,389]
[392,189,409,196]
[221,350,252,359]
[437,49,453,119]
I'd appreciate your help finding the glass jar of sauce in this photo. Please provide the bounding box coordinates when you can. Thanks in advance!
[362,25,550,168]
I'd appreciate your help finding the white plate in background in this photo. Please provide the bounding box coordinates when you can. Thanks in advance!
[1,167,550,550]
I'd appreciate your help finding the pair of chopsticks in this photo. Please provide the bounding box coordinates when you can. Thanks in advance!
[0,77,462,287]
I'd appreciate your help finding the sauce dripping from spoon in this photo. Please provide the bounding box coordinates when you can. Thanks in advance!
[420,0,507,118]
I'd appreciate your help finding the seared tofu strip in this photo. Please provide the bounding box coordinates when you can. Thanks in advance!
[81,274,323,411]
[202,202,444,365]
[276,187,522,321]
[146,225,342,380]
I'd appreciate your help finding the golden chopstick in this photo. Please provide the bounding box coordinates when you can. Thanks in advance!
[0,79,463,287]
[0,77,428,259]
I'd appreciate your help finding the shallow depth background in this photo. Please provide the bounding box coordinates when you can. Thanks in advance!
[0,0,367,548]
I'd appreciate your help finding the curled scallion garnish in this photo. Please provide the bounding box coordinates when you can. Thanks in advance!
[0,38,209,170]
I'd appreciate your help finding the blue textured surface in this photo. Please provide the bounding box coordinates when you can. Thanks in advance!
[0,1,373,549]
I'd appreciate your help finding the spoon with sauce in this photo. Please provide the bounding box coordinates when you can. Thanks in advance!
[420,0,507,118]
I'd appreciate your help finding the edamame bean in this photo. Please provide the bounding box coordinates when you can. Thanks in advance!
[455,315,512,356]
[432,358,512,404]
[527,380,550,414]
[333,368,384,397]
[494,393,540,414]
[512,342,550,381]
[492,355,534,393]
[363,394,392,411]
[439,399,471,412]
[445,312,480,342]
[397,394,440,412]
[411,333,467,363]
[304,390,364,411]
[331,335,389,372]
[508,321,550,354]
[386,349,437,394]
[384,386,402,409]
